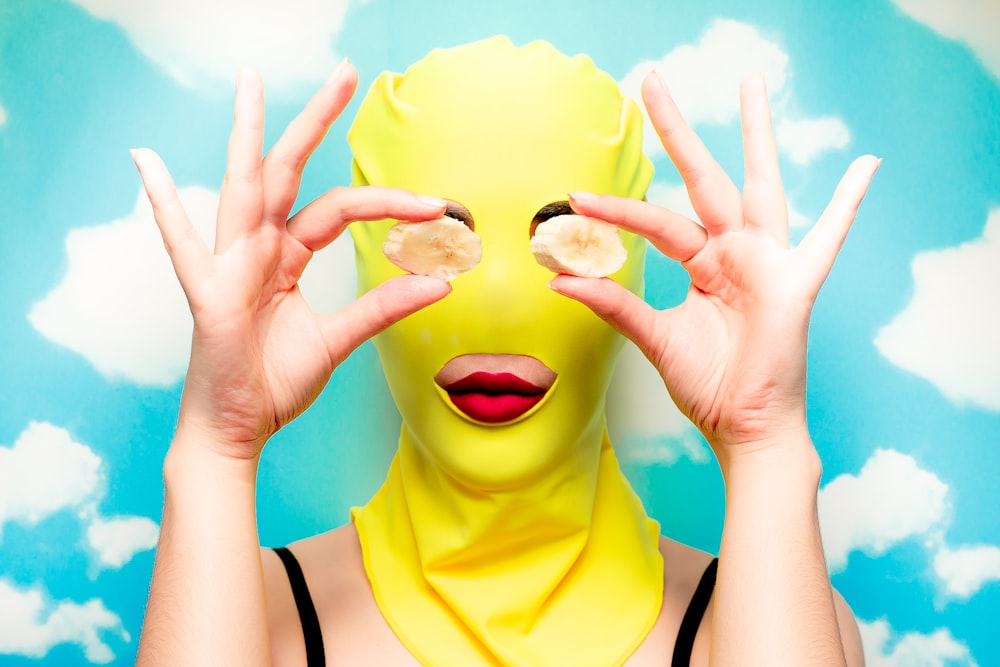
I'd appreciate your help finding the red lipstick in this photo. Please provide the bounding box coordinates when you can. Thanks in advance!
[443,372,548,423]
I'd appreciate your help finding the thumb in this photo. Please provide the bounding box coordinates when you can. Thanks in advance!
[549,275,658,352]
[318,275,451,365]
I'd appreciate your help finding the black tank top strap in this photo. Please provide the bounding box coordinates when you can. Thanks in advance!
[671,557,718,667]
[273,546,326,667]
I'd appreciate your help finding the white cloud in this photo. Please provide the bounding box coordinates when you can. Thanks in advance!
[787,203,811,230]
[0,426,154,660]
[615,434,710,467]
[29,188,216,386]
[607,340,710,464]
[619,19,790,157]
[934,544,1000,600]
[69,0,354,92]
[30,187,356,387]
[618,19,851,173]
[0,422,102,536]
[818,448,949,572]
[0,422,160,570]
[776,116,851,165]
[87,515,160,570]
[818,443,999,601]
[647,181,811,228]
[0,579,127,664]
[874,209,1000,410]
[646,182,699,222]
[891,0,1000,80]
[0,102,7,126]
[297,230,358,315]
[859,618,978,667]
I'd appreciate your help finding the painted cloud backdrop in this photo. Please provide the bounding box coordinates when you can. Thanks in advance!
[1,0,997,664]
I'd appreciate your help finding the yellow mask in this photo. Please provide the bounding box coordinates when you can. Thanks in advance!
[349,37,663,666]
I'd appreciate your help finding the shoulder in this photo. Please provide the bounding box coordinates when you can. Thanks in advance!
[833,587,865,667]
[261,525,360,667]
[659,536,716,606]
[661,537,717,665]
[263,525,422,666]
[262,523,363,612]
[636,537,864,667]
[627,536,716,666]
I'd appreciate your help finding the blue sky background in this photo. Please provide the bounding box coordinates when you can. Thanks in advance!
[1,0,998,664]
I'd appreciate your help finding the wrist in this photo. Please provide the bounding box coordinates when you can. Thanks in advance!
[714,427,822,494]
[170,408,272,461]
[164,425,262,490]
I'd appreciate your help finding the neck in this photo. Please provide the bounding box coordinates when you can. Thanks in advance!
[352,422,664,666]
[399,422,605,572]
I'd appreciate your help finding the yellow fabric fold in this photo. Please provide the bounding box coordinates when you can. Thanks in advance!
[353,431,663,667]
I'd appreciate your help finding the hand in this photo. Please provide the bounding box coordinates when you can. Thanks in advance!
[133,63,451,461]
[554,72,878,464]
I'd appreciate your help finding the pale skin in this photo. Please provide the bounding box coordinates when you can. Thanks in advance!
[134,58,876,666]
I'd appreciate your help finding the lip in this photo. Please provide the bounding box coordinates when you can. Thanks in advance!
[444,372,548,423]
[436,356,557,424]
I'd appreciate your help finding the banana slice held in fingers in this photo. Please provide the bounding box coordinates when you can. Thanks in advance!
[383,216,483,281]
[530,214,627,278]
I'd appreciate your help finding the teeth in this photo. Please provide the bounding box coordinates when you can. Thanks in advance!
[530,214,627,278]
[383,217,483,281]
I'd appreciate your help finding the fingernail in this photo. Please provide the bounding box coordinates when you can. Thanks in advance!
[650,69,668,93]
[330,57,350,81]
[236,66,250,92]
[548,279,563,294]
[237,67,260,91]
[569,191,595,202]
[417,195,447,208]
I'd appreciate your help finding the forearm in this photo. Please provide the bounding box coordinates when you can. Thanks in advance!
[710,435,845,666]
[137,430,270,666]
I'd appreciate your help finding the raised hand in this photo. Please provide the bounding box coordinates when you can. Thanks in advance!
[132,63,451,461]
[555,72,878,463]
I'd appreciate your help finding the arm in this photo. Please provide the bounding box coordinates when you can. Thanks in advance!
[133,63,450,665]
[554,72,877,665]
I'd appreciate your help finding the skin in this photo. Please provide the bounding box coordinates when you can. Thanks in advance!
[260,531,861,666]
[134,58,876,666]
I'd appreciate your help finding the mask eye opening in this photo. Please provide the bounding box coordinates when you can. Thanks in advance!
[444,201,475,231]
[529,201,573,237]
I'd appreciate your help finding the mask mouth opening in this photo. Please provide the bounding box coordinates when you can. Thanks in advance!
[433,355,559,425]
[434,376,560,425]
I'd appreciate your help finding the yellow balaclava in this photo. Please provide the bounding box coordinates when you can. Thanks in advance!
[349,37,662,666]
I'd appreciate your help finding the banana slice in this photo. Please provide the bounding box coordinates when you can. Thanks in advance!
[383,217,483,281]
[530,214,627,278]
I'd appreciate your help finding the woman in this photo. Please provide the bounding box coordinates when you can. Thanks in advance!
[133,37,877,666]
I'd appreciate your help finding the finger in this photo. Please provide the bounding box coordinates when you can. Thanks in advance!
[132,148,212,293]
[740,73,788,244]
[798,155,880,289]
[642,71,743,235]
[287,187,447,251]
[319,275,451,364]
[568,191,707,262]
[216,67,265,253]
[549,274,660,354]
[261,60,358,224]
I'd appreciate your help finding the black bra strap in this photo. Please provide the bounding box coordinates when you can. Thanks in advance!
[273,547,326,667]
[671,557,718,667]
